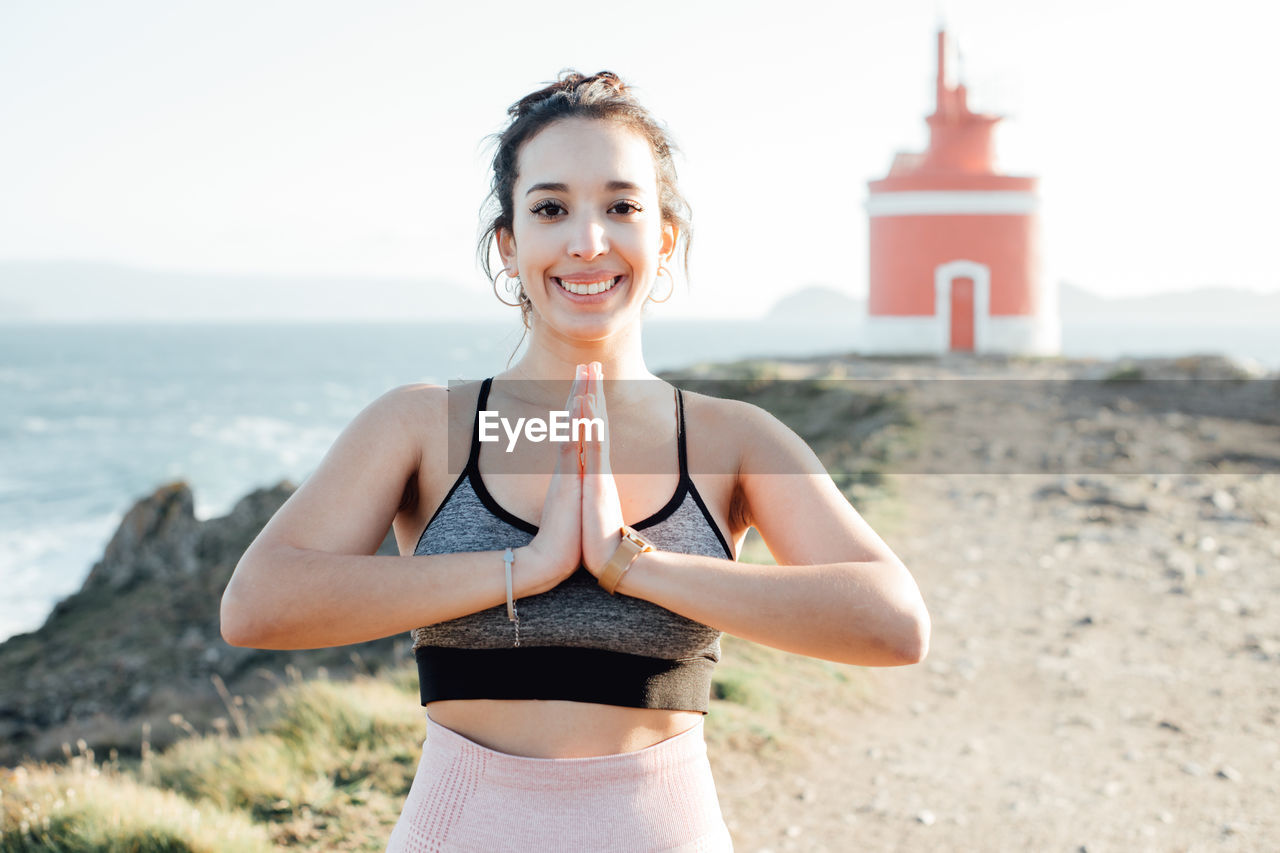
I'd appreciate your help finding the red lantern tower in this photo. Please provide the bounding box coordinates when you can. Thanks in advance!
[863,29,1057,355]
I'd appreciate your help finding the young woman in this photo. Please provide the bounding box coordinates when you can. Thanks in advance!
[221,70,929,851]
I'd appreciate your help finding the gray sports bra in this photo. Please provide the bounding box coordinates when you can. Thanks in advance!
[409,377,733,713]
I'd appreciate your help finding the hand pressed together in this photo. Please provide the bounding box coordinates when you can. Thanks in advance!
[522,361,626,592]
[578,362,625,577]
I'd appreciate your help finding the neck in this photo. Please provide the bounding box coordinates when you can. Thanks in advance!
[498,320,664,409]
[505,320,656,382]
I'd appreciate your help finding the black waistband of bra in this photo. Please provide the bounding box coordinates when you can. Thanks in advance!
[416,645,714,713]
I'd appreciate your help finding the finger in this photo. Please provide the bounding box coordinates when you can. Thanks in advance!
[593,365,610,468]
[590,361,607,423]
[576,392,587,475]
[582,395,614,483]
[588,389,611,473]
[560,393,584,476]
[565,361,588,412]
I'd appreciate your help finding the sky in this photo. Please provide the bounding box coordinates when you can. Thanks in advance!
[1,0,1277,320]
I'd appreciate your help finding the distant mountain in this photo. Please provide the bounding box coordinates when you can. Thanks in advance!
[0,260,503,323]
[1058,282,1280,322]
[764,285,865,322]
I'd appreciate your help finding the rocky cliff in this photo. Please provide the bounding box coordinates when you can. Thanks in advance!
[0,481,407,765]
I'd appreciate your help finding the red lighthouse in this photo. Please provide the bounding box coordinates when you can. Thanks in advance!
[862,29,1057,355]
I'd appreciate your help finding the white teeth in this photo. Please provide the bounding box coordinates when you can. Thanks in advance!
[556,276,619,296]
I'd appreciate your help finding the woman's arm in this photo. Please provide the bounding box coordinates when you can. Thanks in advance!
[219,384,552,650]
[613,397,930,667]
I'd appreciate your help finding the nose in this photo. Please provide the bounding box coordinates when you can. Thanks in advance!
[567,215,609,260]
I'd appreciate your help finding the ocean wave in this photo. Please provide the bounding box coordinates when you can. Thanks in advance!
[21,416,51,433]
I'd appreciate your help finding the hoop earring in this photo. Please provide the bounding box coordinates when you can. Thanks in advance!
[492,269,524,308]
[647,266,674,304]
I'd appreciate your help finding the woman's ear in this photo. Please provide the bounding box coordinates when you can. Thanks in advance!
[496,226,517,275]
[660,221,678,266]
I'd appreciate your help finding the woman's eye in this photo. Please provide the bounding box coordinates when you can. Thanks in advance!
[530,200,565,218]
[611,201,643,215]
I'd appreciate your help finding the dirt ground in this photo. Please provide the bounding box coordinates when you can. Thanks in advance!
[706,357,1280,853]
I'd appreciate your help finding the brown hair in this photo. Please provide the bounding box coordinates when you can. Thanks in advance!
[477,70,693,343]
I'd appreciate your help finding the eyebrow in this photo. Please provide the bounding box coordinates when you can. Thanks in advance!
[524,181,644,197]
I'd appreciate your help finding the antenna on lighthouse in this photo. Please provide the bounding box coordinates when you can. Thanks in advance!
[934,0,954,112]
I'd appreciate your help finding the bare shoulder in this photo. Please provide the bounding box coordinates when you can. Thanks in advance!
[378,381,482,476]
[678,388,750,461]
[378,381,448,426]
[376,380,482,444]
[679,389,821,476]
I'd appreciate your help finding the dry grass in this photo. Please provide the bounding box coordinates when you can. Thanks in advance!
[0,741,272,852]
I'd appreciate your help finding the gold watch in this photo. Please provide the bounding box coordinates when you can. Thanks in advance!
[598,525,655,595]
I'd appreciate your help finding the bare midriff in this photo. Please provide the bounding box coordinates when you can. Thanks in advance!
[426,699,704,758]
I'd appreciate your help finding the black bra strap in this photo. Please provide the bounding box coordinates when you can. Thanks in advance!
[676,387,688,478]
[467,377,493,471]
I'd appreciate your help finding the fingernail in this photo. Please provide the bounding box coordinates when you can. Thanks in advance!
[591,361,602,377]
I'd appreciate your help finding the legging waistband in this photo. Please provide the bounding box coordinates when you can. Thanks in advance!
[422,714,708,791]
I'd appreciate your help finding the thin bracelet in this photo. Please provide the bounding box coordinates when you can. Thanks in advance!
[503,547,520,648]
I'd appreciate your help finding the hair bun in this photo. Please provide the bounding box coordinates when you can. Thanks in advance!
[508,70,629,118]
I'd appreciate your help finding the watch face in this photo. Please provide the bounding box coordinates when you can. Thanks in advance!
[623,526,654,551]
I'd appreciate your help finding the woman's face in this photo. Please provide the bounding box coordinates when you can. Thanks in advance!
[498,117,676,342]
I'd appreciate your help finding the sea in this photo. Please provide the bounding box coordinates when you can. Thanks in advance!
[2,318,1277,643]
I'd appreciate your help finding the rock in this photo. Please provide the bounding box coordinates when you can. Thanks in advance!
[1217,765,1242,782]
[82,481,201,593]
[1210,489,1237,512]
[0,479,407,765]
[1162,550,1196,583]
[915,810,936,826]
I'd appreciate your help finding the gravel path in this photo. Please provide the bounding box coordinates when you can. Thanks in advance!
[708,356,1279,852]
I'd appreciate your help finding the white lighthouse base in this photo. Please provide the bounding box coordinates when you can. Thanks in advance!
[857,313,1060,356]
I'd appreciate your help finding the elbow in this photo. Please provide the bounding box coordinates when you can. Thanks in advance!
[887,561,930,665]
[220,567,272,648]
[220,546,290,648]
[892,602,931,665]
[219,589,255,648]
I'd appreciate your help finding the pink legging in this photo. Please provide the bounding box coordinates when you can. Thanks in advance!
[386,715,734,852]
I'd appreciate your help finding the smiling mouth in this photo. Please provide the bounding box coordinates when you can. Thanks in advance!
[553,276,623,296]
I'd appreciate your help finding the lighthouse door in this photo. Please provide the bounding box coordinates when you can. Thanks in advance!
[950,276,975,351]
[934,260,990,354]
